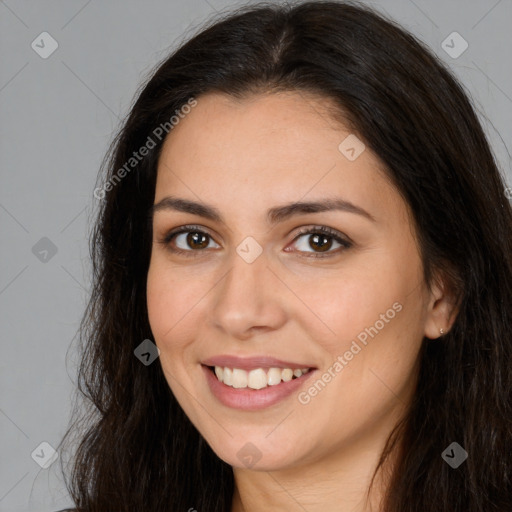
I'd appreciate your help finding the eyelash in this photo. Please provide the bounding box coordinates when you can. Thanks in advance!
[157,224,352,259]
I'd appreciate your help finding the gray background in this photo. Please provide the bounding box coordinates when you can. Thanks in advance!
[0,0,510,510]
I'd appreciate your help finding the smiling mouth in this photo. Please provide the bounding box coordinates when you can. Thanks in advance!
[206,365,313,390]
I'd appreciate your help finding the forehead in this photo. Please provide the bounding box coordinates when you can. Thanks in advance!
[158,91,350,178]
[154,91,403,225]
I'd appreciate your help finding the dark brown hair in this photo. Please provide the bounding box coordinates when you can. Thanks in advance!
[58,1,512,510]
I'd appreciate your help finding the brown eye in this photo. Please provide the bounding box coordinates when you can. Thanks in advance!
[185,231,210,250]
[308,234,333,252]
[160,225,221,255]
[289,226,352,258]
[173,230,219,251]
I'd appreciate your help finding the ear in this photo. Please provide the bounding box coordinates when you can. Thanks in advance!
[423,270,460,340]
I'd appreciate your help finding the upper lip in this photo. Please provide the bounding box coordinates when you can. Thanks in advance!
[202,355,316,371]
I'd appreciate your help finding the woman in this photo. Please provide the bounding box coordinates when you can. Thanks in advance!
[56,1,512,510]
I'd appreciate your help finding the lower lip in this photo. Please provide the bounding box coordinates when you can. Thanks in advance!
[202,365,316,411]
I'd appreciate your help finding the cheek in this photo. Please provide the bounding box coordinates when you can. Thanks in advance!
[146,258,219,362]
[325,284,424,400]
[146,266,172,341]
[292,249,425,373]
[287,264,406,345]
[300,289,423,446]
[146,261,193,346]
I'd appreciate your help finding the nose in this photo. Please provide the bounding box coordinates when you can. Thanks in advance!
[209,245,287,340]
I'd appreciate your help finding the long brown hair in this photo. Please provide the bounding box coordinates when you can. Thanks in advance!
[58,1,512,510]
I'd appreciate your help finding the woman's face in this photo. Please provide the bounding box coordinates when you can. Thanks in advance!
[147,91,445,471]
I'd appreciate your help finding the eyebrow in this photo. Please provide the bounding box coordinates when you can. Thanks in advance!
[150,195,376,224]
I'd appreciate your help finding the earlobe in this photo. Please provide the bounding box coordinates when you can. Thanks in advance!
[423,274,459,340]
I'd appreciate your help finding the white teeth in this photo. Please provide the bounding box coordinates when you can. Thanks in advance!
[213,366,311,389]
[223,367,233,386]
[267,367,282,386]
[232,369,248,388]
[281,368,293,382]
[248,369,268,389]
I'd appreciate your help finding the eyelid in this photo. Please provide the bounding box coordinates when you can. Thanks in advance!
[291,225,351,243]
[158,224,217,243]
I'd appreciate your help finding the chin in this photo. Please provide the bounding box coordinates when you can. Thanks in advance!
[206,432,307,472]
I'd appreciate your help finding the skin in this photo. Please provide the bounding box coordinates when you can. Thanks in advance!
[146,91,457,511]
